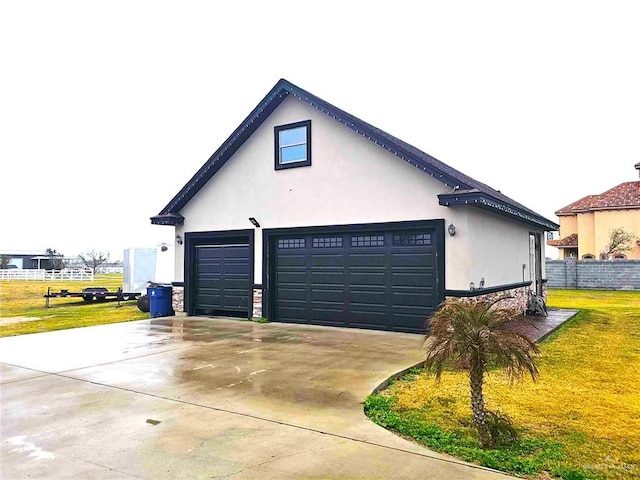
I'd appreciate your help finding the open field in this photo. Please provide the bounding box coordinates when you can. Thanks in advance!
[0,274,148,337]
[365,290,640,479]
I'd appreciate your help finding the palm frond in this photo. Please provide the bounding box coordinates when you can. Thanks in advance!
[424,297,540,383]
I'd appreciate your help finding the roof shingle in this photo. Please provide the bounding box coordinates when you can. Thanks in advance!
[556,182,640,215]
[547,233,578,248]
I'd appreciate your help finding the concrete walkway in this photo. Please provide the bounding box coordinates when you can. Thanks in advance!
[0,318,515,479]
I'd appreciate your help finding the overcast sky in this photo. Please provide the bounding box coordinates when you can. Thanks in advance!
[1,1,639,261]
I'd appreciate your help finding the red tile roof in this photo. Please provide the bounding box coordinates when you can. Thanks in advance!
[547,233,578,248]
[556,182,640,215]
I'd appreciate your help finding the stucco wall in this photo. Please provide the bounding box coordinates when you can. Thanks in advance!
[560,209,640,259]
[450,207,541,287]
[577,212,595,257]
[173,96,543,290]
[559,215,577,238]
[594,210,640,259]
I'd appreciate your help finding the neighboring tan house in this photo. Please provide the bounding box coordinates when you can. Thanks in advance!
[151,79,558,333]
[549,163,640,260]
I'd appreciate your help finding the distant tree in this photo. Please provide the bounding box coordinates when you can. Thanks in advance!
[45,248,66,269]
[78,250,110,274]
[600,227,637,259]
[0,255,11,269]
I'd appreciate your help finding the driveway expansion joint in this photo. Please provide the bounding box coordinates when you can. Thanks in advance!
[41,369,503,475]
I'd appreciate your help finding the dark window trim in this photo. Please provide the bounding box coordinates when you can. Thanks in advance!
[274,120,312,170]
[261,219,445,322]
[184,229,254,318]
[445,281,532,298]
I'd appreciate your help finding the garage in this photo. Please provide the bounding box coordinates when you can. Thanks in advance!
[185,231,254,317]
[265,221,444,333]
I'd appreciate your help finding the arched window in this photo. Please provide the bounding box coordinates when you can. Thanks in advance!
[582,254,595,260]
[613,254,627,260]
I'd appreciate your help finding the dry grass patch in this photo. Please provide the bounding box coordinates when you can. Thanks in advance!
[366,290,640,479]
[0,274,148,337]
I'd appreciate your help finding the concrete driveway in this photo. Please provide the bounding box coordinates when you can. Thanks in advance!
[1,318,513,479]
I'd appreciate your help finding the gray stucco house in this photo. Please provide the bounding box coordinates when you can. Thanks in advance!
[152,79,558,333]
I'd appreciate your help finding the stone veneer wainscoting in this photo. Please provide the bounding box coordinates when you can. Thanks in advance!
[446,286,530,313]
[171,285,185,316]
[252,288,263,318]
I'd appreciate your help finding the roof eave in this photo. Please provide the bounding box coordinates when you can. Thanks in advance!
[150,213,185,226]
[438,192,559,230]
[557,204,640,215]
[153,78,555,230]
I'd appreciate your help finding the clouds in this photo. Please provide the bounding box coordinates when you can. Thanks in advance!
[1,1,638,259]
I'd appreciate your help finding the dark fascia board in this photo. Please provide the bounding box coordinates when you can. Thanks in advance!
[152,78,555,230]
[152,79,472,222]
[445,281,532,298]
[438,191,559,230]
[152,81,292,223]
[150,213,185,226]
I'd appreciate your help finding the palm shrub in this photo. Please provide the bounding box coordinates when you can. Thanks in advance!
[424,297,540,448]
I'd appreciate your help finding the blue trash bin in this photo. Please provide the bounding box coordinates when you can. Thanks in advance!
[147,285,173,318]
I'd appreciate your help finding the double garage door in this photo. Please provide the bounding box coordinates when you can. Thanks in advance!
[273,226,441,333]
[190,223,442,333]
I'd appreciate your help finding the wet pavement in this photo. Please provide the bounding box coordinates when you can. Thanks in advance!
[0,317,515,479]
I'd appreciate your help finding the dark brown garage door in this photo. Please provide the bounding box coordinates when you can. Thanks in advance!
[273,228,441,333]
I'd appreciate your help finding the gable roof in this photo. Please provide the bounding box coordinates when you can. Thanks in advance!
[556,181,640,215]
[151,79,558,230]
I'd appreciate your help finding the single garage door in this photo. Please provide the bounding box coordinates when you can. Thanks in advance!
[194,243,251,316]
[273,228,441,333]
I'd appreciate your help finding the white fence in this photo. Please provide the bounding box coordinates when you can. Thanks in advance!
[0,269,94,281]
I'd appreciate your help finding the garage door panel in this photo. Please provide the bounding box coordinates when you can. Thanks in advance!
[392,291,437,307]
[390,252,435,266]
[223,264,251,275]
[349,290,386,305]
[273,226,441,333]
[348,273,386,287]
[197,249,222,259]
[311,288,344,302]
[311,307,346,323]
[349,311,389,328]
[196,294,222,305]
[276,255,307,267]
[223,277,251,289]
[349,254,386,267]
[310,254,345,267]
[278,306,308,321]
[197,263,222,274]
[390,313,427,332]
[310,271,344,284]
[277,271,306,285]
[391,273,436,287]
[278,288,307,301]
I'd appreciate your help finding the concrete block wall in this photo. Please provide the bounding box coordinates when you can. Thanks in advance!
[546,259,640,290]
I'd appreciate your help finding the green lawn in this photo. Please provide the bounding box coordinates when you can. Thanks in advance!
[365,290,640,480]
[0,274,148,337]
